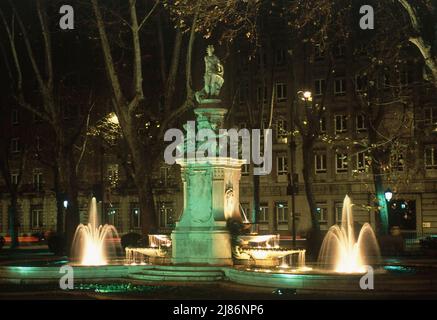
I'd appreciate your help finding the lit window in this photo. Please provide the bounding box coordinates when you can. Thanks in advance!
[316,204,328,223]
[336,152,348,173]
[275,83,287,102]
[276,120,288,142]
[275,202,288,224]
[159,202,175,228]
[425,146,437,169]
[277,155,288,176]
[31,207,43,229]
[335,115,347,133]
[315,153,327,174]
[258,203,269,223]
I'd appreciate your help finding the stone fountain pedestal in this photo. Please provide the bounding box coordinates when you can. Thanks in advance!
[171,102,245,266]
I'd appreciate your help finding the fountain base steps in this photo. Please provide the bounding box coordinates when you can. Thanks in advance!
[127,266,225,282]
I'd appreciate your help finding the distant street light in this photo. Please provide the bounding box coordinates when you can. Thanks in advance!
[297,90,313,102]
[384,188,393,202]
[63,200,69,208]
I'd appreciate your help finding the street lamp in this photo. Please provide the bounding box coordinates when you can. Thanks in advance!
[384,188,393,202]
[297,90,313,102]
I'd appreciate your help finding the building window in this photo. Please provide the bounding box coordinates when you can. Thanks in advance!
[334,43,346,58]
[277,155,288,176]
[242,164,250,176]
[33,170,43,191]
[240,203,250,220]
[275,48,286,66]
[357,152,368,172]
[335,203,343,224]
[31,207,43,229]
[107,164,119,187]
[276,119,288,142]
[159,202,174,228]
[10,138,20,153]
[424,108,437,126]
[356,114,367,132]
[391,152,404,171]
[160,166,171,185]
[258,203,269,223]
[315,153,327,174]
[314,79,326,96]
[319,116,327,133]
[355,75,368,92]
[425,146,437,169]
[256,52,267,68]
[335,115,347,133]
[314,44,325,60]
[11,172,19,185]
[316,203,328,223]
[107,206,118,227]
[131,205,140,229]
[257,86,267,103]
[275,202,288,224]
[334,78,346,95]
[336,152,348,173]
[11,109,19,125]
[275,83,287,102]
[36,136,42,151]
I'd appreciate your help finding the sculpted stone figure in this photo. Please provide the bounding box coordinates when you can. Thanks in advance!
[195,45,224,103]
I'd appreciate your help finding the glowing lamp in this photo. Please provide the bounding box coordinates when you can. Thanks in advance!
[384,188,393,202]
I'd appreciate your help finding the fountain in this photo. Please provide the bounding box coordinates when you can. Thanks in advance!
[318,195,380,273]
[71,197,121,266]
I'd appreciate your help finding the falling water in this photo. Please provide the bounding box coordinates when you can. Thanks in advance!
[318,195,380,273]
[72,198,121,266]
[298,250,306,268]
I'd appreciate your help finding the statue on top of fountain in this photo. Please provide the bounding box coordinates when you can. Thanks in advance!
[195,45,224,104]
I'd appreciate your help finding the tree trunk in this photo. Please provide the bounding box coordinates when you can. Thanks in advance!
[371,161,389,235]
[8,194,19,249]
[301,137,320,235]
[60,151,80,254]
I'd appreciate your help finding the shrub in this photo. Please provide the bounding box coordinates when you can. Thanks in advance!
[420,236,437,250]
[47,232,66,256]
[121,232,142,250]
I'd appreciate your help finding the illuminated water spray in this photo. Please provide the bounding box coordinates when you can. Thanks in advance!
[318,195,380,273]
[72,198,120,266]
